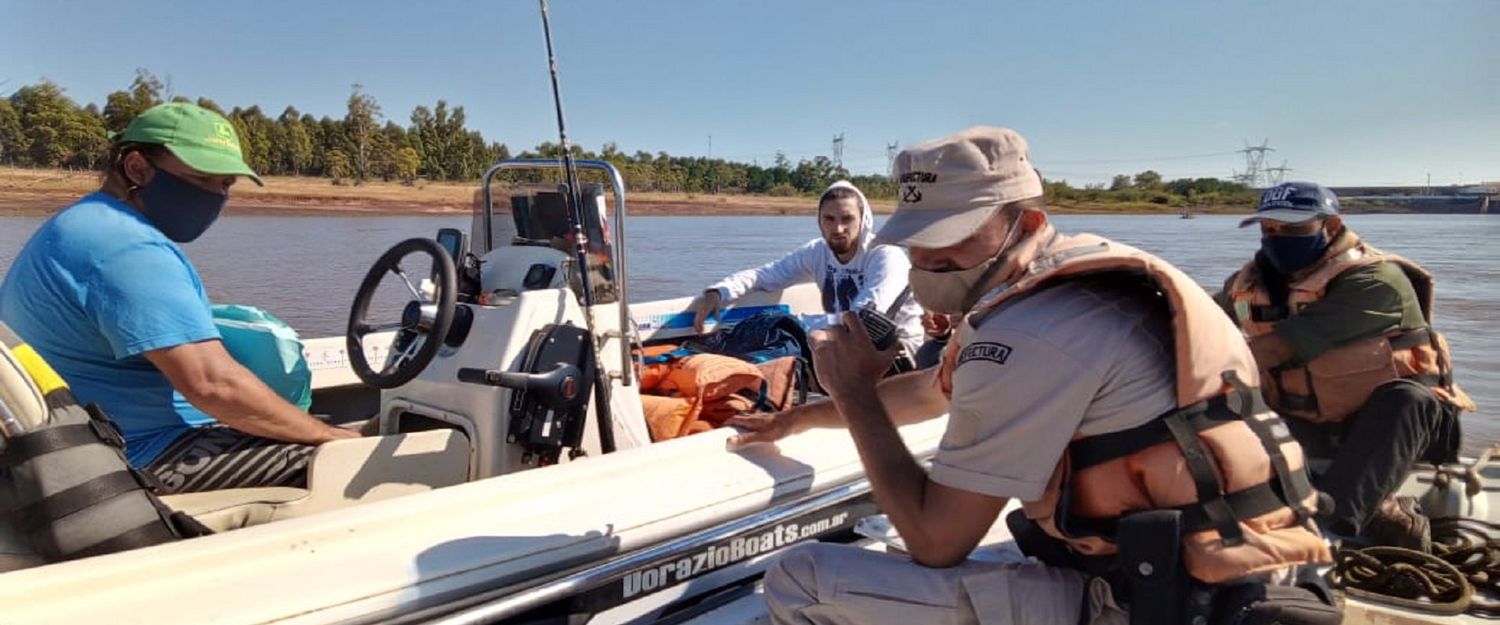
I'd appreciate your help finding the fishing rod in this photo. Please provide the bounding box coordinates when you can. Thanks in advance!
[538,0,616,454]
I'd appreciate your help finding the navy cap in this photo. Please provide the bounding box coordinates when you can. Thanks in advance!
[1239,182,1341,228]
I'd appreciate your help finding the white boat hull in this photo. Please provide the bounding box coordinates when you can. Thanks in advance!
[0,418,947,624]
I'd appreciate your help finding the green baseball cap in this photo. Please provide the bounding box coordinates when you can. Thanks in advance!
[116,102,264,186]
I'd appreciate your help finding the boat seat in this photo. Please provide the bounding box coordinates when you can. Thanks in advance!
[161,428,471,532]
[161,487,309,532]
[0,429,472,569]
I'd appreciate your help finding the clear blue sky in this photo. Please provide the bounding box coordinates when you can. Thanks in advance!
[3,0,1496,186]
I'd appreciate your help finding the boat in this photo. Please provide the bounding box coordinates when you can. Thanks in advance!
[0,13,1492,625]
[1,156,1492,624]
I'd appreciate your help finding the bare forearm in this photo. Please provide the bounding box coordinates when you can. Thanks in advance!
[833,390,948,564]
[147,340,354,445]
[188,369,349,445]
[789,314,997,567]
[788,368,948,434]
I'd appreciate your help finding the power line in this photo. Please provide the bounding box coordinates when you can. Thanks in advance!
[1233,139,1275,187]
[1264,160,1292,185]
[1043,150,1240,165]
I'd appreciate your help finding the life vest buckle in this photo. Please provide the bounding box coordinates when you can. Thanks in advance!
[86,413,126,449]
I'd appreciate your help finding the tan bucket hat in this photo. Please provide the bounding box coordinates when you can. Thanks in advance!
[876,126,1043,248]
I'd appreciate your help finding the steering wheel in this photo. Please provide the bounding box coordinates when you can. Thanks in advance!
[346,238,457,389]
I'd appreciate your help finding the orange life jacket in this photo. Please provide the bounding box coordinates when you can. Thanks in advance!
[1226,230,1476,422]
[637,347,802,440]
[938,232,1330,584]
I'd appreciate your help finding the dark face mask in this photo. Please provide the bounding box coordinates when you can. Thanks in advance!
[1261,231,1327,274]
[136,165,227,243]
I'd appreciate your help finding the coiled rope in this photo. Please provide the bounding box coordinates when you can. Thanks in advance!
[1433,517,1499,618]
[1329,546,1470,615]
[1329,517,1499,618]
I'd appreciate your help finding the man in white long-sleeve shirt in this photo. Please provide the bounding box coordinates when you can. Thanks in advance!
[692,180,925,358]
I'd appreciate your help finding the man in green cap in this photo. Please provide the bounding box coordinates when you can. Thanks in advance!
[0,102,358,494]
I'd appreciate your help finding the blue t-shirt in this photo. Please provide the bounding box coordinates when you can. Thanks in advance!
[0,193,220,466]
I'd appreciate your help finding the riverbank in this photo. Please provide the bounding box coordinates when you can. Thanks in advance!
[0,166,1245,217]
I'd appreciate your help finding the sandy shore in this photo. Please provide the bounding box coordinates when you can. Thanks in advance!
[0,166,1239,217]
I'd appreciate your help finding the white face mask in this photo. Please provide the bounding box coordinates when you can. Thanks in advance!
[907,212,1024,315]
[908,257,1004,315]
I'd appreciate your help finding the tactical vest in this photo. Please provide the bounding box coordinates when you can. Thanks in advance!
[1226,231,1475,422]
[0,323,208,565]
[939,232,1330,584]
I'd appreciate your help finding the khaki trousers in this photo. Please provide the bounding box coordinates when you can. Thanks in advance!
[764,543,1127,625]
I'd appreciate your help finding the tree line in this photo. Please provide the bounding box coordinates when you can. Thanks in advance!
[1046,170,1258,207]
[0,71,506,186]
[0,70,1255,205]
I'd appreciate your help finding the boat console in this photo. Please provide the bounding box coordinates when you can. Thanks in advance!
[349,161,652,480]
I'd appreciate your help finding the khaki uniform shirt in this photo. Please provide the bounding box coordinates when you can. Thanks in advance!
[932,279,1178,502]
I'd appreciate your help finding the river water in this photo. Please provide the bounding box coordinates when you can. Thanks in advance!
[1,212,1496,453]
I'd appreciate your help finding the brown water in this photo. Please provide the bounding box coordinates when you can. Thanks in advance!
[2,212,1496,453]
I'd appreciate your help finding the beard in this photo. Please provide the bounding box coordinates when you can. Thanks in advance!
[826,237,857,258]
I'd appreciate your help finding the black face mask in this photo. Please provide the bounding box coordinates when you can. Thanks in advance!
[1260,232,1327,274]
[135,165,227,243]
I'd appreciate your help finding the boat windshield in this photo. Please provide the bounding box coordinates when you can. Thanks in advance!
[493,183,619,304]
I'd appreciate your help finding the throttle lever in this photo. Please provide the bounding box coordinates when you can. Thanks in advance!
[457,362,585,410]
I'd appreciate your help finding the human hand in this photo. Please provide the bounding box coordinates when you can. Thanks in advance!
[922,312,952,339]
[724,410,796,449]
[337,418,384,437]
[810,312,899,400]
[323,425,363,442]
[692,289,723,334]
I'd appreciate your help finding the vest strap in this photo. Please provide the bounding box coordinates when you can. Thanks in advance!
[1063,382,1319,547]
[738,382,778,414]
[1066,479,1295,540]
[1067,396,1240,472]
[1249,304,1289,323]
[1224,372,1319,522]
[1276,385,1319,413]
[1162,413,1246,546]
[8,470,147,534]
[68,520,182,560]
[0,421,125,469]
